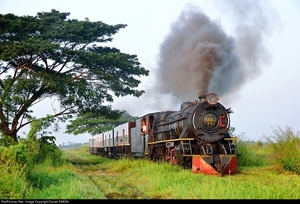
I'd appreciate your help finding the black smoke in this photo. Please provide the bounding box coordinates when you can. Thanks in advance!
[152,0,274,105]
[154,3,242,102]
[114,0,276,115]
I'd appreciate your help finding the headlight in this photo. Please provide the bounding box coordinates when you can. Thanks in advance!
[206,93,219,105]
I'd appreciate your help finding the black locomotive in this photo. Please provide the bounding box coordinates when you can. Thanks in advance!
[89,93,239,176]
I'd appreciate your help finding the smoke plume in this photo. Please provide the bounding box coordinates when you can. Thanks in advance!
[154,3,242,102]
[152,0,274,105]
[114,0,276,115]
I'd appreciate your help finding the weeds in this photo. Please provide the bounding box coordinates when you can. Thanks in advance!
[1,125,300,199]
[264,126,300,174]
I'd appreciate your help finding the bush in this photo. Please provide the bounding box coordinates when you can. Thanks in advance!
[264,126,300,174]
[236,133,269,167]
[0,135,65,198]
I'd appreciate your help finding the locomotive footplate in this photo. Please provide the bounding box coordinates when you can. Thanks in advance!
[192,154,238,176]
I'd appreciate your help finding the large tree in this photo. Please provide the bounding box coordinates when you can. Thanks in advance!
[0,9,149,141]
[65,111,139,136]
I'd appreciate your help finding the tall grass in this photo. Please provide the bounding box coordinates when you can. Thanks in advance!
[264,126,300,174]
[236,132,272,168]
[96,150,300,199]
[25,161,106,199]
[0,137,107,199]
[1,125,300,199]
[0,135,63,199]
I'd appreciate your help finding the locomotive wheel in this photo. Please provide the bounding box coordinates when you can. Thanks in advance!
[165,147,178,165]
[150,146,165,163]
[181,157,192,169]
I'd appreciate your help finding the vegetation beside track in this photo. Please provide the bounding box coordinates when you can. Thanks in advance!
[1,126,300,199]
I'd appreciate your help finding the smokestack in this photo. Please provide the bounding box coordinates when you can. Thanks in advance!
[198,95,207,103]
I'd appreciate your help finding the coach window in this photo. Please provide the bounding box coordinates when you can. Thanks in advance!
[122,129,125,143]
[141,119,147,135]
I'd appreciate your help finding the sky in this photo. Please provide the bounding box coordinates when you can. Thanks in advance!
[1,0,300,145]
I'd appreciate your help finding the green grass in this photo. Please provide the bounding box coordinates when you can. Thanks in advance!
[25,163,107,199]
[92,155,300,199]
[1,125,300,199]
[264,126,300,174]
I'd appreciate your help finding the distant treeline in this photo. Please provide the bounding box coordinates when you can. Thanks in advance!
[59,142,88,150]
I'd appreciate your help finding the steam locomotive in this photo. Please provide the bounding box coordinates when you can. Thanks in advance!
[89,93,239,176]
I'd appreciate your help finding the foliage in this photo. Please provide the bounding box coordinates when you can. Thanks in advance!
[0,119,64,198]
[0,9,149,141]
[65,110,139,135]
[0,138,64,198]
[236,133,272,168]
[62,146,300,199]
[264,126,300,174]
[2,136,300,199]
[0,133,17,147]
[26,166,106,199]
[0,142,29,198]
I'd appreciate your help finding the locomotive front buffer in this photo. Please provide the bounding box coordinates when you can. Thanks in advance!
[191,137,239,176]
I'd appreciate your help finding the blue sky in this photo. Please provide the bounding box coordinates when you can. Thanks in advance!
[1,0,300,145]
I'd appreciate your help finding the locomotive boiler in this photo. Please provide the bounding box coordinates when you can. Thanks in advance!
[89,92,239,176]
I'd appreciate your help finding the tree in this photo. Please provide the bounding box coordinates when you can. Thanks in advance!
[0,10,149,142]
[65,111,139,136]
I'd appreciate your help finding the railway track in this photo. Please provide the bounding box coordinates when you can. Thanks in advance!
[65,151,150,199]
[73,162,108,199]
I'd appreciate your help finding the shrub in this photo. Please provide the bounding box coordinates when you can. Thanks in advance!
[264,126,300,174]
[236,133,268,167]
[0,134,64,198]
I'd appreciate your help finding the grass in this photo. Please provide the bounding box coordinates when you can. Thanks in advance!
[91,155,300,199]
[24,159,109,199]
[1,125,300,199]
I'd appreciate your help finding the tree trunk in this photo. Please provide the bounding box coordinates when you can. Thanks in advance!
[2,130,18,142]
